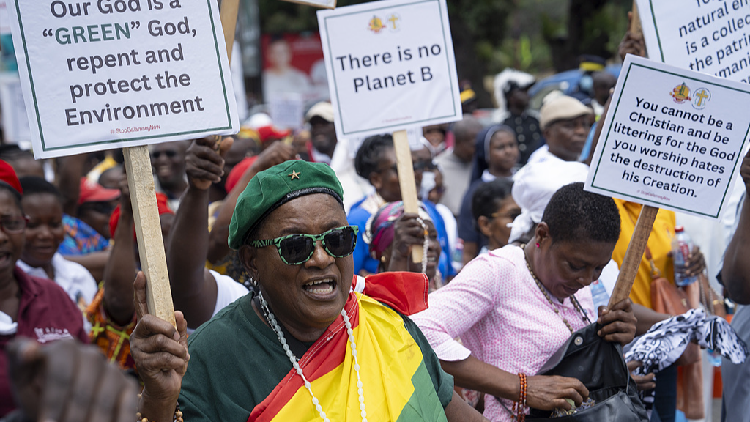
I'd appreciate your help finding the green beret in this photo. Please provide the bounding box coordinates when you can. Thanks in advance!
[228,160,344,249]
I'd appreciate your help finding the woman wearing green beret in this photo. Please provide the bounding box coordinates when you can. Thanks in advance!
[130,159,487,422]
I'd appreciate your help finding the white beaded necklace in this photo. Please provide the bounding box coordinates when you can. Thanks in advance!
[258,293,368,422]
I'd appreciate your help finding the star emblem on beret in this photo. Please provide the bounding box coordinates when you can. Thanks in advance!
[288,170,301,180]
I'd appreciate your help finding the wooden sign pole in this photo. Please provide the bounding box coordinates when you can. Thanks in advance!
[220,0,240,62]
[124,146,176,326]
[393,130,424,263]
[607,205,658,307]
[607,2,653,308]
[126,0,241,324]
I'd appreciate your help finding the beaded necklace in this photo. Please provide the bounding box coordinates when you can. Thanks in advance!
[258,293,368,422]
[522,246,590,333]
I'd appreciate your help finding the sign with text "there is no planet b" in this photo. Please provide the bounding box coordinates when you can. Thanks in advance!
[585,54,750,219]
[8,0,239,159]
[317,0,461,139]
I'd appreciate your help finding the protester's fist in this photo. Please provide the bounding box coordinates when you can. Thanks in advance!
[186,136,234,190]
[597,298,637,346]
[130,272,189,418]
[251,141,296,174]
[7,337,138,422]
[526,375,589,411]
[619,13,646,60]
[741,148,750,190]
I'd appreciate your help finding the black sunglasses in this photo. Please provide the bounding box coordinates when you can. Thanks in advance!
[250,226,359,265]
[151,150,178,160]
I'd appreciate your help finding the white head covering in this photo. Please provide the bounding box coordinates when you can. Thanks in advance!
[509,158,590,244]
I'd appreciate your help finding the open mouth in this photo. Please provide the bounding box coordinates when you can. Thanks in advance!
[0,251,13,265]
[302,278,338,299]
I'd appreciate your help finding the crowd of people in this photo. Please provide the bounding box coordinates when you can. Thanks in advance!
[0,17,749,422]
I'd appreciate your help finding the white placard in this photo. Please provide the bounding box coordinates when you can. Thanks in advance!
[268,95,305,130]
[281,0,336,9]
[636,0,750,83]
[8,0,239,159]
[585,55,750,219]
[317,0,461,139]
[0,74,30,145]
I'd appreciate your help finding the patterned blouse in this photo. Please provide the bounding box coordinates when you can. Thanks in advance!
[412,245,594,421]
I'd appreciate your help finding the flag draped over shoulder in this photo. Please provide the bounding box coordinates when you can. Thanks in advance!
[249,293,447,422]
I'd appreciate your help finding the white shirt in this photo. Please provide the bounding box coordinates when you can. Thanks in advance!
[18,253,97,308]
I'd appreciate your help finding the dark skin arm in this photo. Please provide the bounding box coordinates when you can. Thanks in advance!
[131,272,190,422]
[721,148,750,305]
[8,337,139,422]
[102,174,137,325]
[165,137,232,327]
[207,142,295,264]
[444,391,489,422]
[55,154,87,217]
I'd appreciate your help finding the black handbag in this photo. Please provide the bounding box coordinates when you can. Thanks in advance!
[526,323,648,421]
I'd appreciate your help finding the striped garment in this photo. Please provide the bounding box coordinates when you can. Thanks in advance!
[179,275,453,422]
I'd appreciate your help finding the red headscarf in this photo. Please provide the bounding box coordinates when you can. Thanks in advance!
[0,159,22,194]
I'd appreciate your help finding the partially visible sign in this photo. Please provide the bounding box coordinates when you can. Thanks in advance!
[0,74,30,145]
[268,96,305,130]
[636,0,750,82]
[586,55,750,218]
[8,0,239,159]
[317,0,461,139]
[281,0,335,9]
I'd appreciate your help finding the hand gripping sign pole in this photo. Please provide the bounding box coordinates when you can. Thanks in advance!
[606,3,658,308]
[393,130,424,263]
[123,0,242,326]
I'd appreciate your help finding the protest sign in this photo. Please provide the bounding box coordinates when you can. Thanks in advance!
[635,0,750,83]
[586,54,750,219]
[317,0,461,139]
[0,74,31,145]
[283,0,335,10]
[8,0,240,159]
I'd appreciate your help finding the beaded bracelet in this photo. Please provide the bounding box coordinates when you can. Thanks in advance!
[136,405,183,422]
[515,373,527,422]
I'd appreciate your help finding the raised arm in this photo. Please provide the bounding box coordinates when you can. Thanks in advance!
[102,174,137,325]
[165,137,232,327]
[721,149,750,305]
[207,142,295,264]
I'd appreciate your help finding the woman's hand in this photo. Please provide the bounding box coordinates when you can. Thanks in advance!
[7,337,138,422]
[390,214,429,260]
[186,137,234,190]
[526,375,589,411]
[626,360,656,391]
[597,298,637,346]
[130,272,190,421]
[684,246,706,277]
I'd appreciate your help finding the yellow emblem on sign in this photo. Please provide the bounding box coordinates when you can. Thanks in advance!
[670,83,691,104]
[368,16,385,33]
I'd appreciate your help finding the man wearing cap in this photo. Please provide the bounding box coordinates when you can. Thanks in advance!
[77,178,121,241]
[527,94,593,166]
[306,102,338,164]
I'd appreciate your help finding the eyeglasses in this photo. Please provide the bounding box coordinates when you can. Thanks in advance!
[250,226,359,265]
[0,216,28,234]
[150,149,178,160]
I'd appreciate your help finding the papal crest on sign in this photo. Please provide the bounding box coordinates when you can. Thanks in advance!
[670,82,691,104]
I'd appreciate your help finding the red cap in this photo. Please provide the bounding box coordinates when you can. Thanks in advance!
[0,160,22,194]
[109,192,173,238]
[79,178,120,205]
[225,156,257,194]
[257,125,291,144]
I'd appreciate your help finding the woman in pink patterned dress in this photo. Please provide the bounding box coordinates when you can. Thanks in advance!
[413,183,637,421]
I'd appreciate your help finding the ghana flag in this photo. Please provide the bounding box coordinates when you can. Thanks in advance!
[248,293,448,422]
